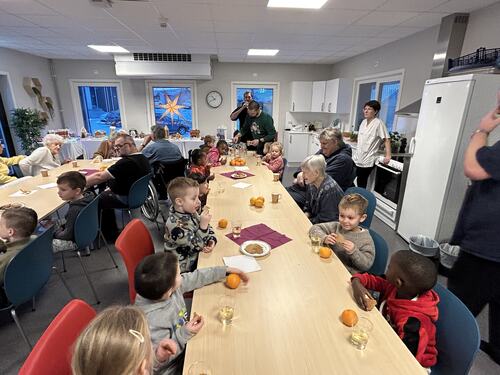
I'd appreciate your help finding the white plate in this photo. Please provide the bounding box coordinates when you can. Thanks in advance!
[240,240,271,257]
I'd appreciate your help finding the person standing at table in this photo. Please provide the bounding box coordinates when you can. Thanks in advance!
[142,126,183,165]
[230,91,252,139]
[19,134,64,176]
[353,100,391,188]
[232,101,276,155]
[86,134,150,241]
[448,107,500,366]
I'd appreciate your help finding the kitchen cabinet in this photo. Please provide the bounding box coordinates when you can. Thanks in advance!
[290,81,312,112]
[311,81,326,112]
[308,132,320,155]
[283,131,310,163]
[324,78,352,114]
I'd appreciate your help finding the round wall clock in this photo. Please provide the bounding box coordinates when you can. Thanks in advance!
[206,90,223,108]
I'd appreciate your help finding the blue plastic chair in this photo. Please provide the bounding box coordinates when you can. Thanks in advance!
[279,158,288,182]
[431,283,480,375]
[367,229,389,275]
[345,187,376,228]
[2,227,74,349]
[60,195,118,304]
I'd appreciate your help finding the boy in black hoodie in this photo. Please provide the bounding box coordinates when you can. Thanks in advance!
[52,171,95,252]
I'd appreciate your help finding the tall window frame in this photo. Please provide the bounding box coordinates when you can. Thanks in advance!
[349,69,404,132]
[145,81,198,136]
[70,79,127,133]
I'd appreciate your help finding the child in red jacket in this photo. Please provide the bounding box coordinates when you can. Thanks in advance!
[351,250,439,369]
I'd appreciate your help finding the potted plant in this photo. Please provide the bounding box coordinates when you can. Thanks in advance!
[10,107,47,154]
[389,131,402,153]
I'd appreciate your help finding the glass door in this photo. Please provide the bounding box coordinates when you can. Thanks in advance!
[231,83,279,130]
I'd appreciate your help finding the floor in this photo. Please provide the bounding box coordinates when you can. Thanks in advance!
[0,166,498,374]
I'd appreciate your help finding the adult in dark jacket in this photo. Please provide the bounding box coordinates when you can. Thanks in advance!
[287,128,355,207]
[448,107,500,365]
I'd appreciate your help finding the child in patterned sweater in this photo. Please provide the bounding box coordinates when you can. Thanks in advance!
[262,142,285,177]
[164,177,217,272]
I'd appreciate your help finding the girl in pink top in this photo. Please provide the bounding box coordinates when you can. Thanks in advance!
[207,140,229,167]
[262,142,285,176]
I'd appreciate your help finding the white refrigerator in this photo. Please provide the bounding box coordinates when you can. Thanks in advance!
[398,74,500,242]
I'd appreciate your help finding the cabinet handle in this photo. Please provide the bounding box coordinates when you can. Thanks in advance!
[292,102,295,111]
[321,102,324,112]
[328,103,332,112]
[289,135,292,144]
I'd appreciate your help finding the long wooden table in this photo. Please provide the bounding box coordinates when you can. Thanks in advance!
[0,160,108,218]
[183,155,426,375]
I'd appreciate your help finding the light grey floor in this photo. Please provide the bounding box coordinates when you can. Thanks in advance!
[0,166,498,374]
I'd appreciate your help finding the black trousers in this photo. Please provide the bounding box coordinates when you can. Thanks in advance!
[286,183,307,208]
[448,251,500,358]
[98,190,128,241]
[356,166,375,189]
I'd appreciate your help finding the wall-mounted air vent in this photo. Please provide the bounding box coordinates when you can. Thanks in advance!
[133,53,192,62]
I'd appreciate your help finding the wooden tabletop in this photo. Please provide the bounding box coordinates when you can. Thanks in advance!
[183,155,426,375]
[0,160,109,219]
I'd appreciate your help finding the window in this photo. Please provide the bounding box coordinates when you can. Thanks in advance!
[231,82,280,131]
[351,71,403,132]
[71,81,125,135]
[146,82,196,138]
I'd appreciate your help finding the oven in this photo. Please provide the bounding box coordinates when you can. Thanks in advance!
[373,157,404,229]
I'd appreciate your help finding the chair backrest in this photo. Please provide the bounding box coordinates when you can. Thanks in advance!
[114,219,155,303]
[4,227,54,307]
[279,158,288,182]
[73,195,99,249]
[431,283,480,375]
[153,158,187,199]
[344,186,376,228]
[19,299,96,375]
[127,173,152,209]
[367,229,389,275]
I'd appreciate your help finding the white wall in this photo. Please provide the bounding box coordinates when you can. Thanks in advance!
[52,59,332,136]
[0,47,62,152]
[461,1,500,55]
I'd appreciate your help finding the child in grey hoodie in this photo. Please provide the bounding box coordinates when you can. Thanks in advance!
[134,252,249,375]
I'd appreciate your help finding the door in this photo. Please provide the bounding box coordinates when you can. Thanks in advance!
[311,81,326,112]
[398,78,474,241]
[324,79,339,113]
[290,81,312,112]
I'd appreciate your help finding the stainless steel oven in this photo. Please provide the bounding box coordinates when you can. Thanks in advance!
[373,158,404,229]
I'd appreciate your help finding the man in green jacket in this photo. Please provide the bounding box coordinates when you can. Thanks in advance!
[233,101,276,155]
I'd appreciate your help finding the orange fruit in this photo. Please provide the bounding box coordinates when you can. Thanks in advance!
[254,198,264,208]
[319,246,331,259]
[341,309,358,327]
[226,273,241,289]
[250,197,258,206]
[257,196,265,203]
[218,218,228,229]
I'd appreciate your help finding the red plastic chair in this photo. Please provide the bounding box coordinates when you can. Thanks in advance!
[19,299,96,375]
[115,219,155,303]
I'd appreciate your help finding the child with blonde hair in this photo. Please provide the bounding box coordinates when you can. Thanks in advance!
[309,193,375,273]
[72,305,177,375]
[262,142,285,176]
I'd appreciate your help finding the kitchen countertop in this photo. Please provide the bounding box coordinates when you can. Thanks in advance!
[344,140,413,158]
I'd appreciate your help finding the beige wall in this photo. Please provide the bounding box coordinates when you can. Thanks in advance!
[52,59,332,137]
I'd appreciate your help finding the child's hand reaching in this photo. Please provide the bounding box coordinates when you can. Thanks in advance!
[199,211,212,230]
[339,239,355,254]
[185,312,204,335]
[323,234,337,245]
[202,240,216,253]
[226,267,250,284]
[352,278,376,311]
[155,338,177,363]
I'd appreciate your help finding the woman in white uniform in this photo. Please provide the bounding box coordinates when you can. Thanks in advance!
[353,100,391,188]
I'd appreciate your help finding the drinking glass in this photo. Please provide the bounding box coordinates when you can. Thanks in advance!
[310,234,321,254]
[256,156,262,166]
[218,295,235,325]
[216,182,225,195]
[231,220,242,238]
[351,317,373,350]
[188,361,213,375]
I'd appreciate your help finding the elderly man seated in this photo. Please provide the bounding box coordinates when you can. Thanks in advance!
[141,126,183,164]
[286,128,356,207]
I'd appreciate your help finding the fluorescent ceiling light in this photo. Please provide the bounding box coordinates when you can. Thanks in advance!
[248,49,279,56]
[88,45,129,53]
[267,0,328,9]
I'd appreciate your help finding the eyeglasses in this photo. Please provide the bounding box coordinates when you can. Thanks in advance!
[114,142,133,149]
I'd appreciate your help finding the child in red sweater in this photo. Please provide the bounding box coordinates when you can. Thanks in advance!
[351,250,439,369]
[188,149,214,181]
[262,142,284,177]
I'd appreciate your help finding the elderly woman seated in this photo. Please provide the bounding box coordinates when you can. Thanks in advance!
[301,154,344,224]
[0,143,25,185]
[19,134,64,176]
[92,139,116,162]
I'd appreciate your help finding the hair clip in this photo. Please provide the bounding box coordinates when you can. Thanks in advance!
[128,329,145,343]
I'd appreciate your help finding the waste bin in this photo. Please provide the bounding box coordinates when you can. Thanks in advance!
[409,235,440,269]
[439,243,460,269]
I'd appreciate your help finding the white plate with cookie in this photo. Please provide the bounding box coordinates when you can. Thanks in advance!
[240,240,271,257]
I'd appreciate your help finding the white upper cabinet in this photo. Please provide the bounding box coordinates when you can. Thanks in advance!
[290,81,313,112]
[324,78,352,114]
[311,81,326,112]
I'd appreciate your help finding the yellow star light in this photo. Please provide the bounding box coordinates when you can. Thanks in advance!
[158,93,187,126]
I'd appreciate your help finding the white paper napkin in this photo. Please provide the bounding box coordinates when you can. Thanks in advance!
[232,182,252,189]
[9,189,38,197]
[223,255,262,273]
[38,182,58,189]
[234,166,250,171]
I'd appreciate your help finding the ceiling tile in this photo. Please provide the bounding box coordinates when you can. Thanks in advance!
[0,13,36,27]
[0,0,57,15]
[32,0,108,18]
[430,0,500,13]
[377,26,426,38]
[399,13,448,28]
[323,0,387,10]
[19,14,82,28]
[337,25,388,37]
[355,10,419,26]
[378,0,448,12]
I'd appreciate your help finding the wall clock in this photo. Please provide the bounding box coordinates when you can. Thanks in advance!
[206,90,223,108]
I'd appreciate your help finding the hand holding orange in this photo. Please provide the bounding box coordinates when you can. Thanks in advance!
[226,273,241,289]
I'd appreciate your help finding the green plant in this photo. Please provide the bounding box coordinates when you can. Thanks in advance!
[10,107,47,154]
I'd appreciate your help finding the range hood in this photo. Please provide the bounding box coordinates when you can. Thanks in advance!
[395,13,469,117]
[114,53,212,79]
